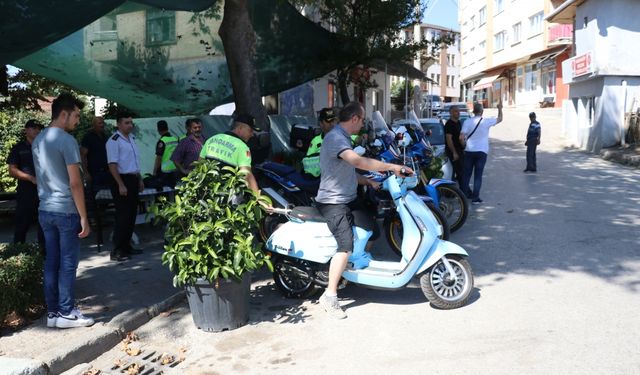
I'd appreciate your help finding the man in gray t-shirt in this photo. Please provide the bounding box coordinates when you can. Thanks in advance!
[32,93,94,329]
[316,102,411,320]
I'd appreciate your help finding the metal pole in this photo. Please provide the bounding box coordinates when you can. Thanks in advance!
[405,69,409,119]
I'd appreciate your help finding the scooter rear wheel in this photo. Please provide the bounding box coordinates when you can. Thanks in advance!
[420,255,473,309]
[435,184,468,233]
[273,257,319,299]
[383,201,450,258]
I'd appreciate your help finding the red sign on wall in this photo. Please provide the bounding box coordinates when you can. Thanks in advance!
[571,52,593,77]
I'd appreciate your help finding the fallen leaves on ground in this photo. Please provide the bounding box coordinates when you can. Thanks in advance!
[82,367,101,375]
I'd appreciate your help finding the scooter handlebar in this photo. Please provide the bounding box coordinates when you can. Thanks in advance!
[267,207,291,216]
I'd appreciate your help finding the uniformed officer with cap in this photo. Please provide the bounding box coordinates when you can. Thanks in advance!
[524,112,541,173]
[302,108,338,178]
[7,119,45,247]
[152,120,178,187]
[106,113,144,261]
[199,113,261,193]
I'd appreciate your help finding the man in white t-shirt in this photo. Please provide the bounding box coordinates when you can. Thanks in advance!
[459,101,503,204]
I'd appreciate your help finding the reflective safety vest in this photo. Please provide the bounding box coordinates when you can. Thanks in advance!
[160,135,179,172]
[302,134,323,177]
[199,132,252,168]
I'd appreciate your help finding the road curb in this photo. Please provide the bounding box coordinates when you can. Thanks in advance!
[6,291,186,375]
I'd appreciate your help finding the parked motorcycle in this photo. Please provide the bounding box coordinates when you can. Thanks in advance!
[265,170,474,310]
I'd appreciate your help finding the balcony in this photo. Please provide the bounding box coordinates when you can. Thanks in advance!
[548,24,573,45]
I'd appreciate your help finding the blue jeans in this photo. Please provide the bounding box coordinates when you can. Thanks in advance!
[39,210,81,315]
[462,151,488,201]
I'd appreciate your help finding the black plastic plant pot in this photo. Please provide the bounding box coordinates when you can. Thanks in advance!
[185,273,250,332]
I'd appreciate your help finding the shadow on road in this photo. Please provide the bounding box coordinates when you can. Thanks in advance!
[455,137,640,292]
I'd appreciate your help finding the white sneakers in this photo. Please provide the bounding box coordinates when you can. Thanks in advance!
[319,293,347,320]
[46,312,58,328]
[49,308,95,329]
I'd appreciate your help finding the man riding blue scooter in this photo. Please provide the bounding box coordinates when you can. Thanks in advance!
[313,102,412,319]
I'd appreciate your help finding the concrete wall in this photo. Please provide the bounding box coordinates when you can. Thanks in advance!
[562,0,640,152]
[564,76,640,151]
[575,0,640,76]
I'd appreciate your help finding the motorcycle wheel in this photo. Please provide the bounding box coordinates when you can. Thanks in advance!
[420,255,473,309]
[272,257,319,299]
[435,184,468,233]
[383,201,450,258]
[258,213,288,243]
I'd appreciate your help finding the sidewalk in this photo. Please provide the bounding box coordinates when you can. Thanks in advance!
[0,223,184,375]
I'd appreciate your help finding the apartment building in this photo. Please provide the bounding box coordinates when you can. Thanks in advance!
[392,23,460,102]
[459,0,573,108]
[547,0,640,152]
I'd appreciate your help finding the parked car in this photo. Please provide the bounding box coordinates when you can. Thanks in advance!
[438,110,471,123]
[421,94,443,116]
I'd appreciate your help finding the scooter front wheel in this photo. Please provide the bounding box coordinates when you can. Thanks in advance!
[420,255,473,309]
[273,257,319,299]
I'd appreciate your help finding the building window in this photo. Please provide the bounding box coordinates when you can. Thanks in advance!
[479,6,487,25]
[525,63,538,91]
[146,10,176,46]
[529,11,544,36]
[470,15,475,30]
[494,0,504,15]
[542,69,556,95]
[436,74,441,85]
[512,22,521,44]
[494,31,506,52]
[517,67,524,93]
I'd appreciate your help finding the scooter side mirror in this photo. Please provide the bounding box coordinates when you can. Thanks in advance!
[353,146,366,156]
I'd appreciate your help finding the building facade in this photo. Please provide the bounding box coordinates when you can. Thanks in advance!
[459,0,572,108]
[548,0,640,152]
[392,24,461,103]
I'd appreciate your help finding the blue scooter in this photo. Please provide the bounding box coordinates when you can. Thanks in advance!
[265,171,474,310]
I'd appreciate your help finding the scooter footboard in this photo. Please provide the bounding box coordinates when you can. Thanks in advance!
[416,240,469,275]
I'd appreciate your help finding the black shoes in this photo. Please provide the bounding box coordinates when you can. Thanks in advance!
[110,251,130,262]
[471,198,483,205]
[125,247,143,255]
[523,169,537,173]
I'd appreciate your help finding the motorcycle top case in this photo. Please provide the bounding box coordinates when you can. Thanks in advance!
[289,124,319,152]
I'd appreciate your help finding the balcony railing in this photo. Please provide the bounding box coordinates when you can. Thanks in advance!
[548,24,573,44]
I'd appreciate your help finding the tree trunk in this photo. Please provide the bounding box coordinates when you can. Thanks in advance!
[337,68,351,105]
[218,0,269,131]
[0,65,8,97]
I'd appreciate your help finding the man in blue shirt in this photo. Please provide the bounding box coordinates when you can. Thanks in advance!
[524,112,541,173]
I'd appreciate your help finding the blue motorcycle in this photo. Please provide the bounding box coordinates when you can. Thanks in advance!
[370,114,469,256]
[266,170,474,310]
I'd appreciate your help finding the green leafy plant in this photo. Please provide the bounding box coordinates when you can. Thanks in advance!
[422,155,445,180]
[0,242,44,323]
[150,160,272,287]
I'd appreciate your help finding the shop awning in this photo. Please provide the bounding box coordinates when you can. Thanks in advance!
[473,73,501,90]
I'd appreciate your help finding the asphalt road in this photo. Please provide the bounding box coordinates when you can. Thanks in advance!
[76,107,640,375]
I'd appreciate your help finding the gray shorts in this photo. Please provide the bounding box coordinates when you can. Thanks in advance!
[316,203,354,253]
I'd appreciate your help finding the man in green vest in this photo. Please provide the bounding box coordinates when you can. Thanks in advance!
[153,120,179,187]
[302,108,338,178]
[199,114,261,193]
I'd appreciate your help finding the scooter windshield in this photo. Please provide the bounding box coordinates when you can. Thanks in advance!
[371,111,394,143]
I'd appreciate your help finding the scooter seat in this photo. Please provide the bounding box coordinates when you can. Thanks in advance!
[260,162,297,177]
[290,206,327,223]
[287,173,320,195]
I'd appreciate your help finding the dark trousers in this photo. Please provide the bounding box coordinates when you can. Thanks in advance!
[14,188,45,246]
[111,174,140,253]
[526,143,538,171]
[450,152,465,187]
[462,151,488,201]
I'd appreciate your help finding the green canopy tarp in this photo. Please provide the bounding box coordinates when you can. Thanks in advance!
[3,0,350,116]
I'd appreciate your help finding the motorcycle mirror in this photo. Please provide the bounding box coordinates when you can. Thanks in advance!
[353,146,366,156]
